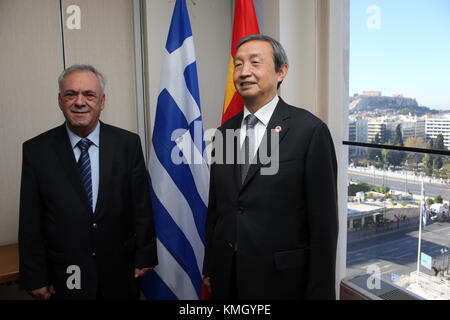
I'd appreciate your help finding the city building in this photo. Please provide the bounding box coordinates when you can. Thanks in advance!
[385,119,426,142]
[426,116,450,149]
[404,120,426,140]
[349,119,368,158]
[368,121,386,144]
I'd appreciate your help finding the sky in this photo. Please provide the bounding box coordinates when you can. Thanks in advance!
[350,0,450,110]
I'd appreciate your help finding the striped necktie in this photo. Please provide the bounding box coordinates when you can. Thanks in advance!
[241,114,259,183]
[77,138,93,209]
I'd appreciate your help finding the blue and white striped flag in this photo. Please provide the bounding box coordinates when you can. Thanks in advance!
[141,0,209,300]
[421,181,426,228]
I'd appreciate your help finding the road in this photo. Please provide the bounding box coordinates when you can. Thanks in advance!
[346,221,450,287]
[348,170,450,200]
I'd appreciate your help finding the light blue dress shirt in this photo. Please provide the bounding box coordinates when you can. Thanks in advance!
[66,122,100,211]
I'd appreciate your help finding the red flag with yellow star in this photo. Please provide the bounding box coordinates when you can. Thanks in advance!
[221,0,260,124]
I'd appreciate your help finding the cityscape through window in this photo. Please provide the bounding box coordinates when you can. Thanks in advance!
[347,0,450,300]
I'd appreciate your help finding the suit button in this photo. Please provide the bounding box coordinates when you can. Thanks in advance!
[238,207,244,215]
[92,223,98,229]
[228,242,237,251]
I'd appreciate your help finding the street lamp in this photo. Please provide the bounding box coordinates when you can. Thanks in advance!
[405,160,408,194]
[375,155,379,186]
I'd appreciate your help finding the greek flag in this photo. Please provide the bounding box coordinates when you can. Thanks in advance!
[141,0,209,300]
[421,181,426,229]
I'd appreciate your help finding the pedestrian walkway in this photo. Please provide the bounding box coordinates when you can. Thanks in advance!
[349,166,450,186]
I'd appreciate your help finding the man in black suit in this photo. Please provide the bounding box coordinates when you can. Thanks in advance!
[19,64,158,300]
[203,35,338,300]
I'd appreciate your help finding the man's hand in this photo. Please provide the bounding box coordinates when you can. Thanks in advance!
[134,267,154,278]
[203,276,212,294]
[28,285,55,300]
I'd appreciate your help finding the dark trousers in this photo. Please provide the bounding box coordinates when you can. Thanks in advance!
[96,282,103,300]
[228,252,239,300]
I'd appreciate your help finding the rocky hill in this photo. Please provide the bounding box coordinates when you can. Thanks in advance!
[349,94,440,116]
[350,95,417,111]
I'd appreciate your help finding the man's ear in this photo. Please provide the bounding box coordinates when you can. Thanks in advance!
[100,93,106,111]
[58,93,63,110]
[277,64,289,83]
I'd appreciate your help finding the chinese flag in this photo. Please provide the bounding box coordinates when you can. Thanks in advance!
[221,0,260,124]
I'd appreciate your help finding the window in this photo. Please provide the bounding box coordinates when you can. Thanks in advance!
[346,0,450,300]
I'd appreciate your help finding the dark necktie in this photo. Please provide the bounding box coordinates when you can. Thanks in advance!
[77,138,93,209]
[241,114,259,183]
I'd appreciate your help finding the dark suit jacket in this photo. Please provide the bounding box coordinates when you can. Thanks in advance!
[203,98,338,300]
[19,122,158,299]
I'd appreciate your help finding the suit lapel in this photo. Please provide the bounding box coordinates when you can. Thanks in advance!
[241,99,291,189]
[94,122,113,216]
[52,124,92,212]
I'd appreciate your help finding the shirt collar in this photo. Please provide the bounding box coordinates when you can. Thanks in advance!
[66,122,100,149]
[243,95,279,127]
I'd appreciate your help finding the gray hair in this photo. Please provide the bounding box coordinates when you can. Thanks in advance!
[58,64,105,94]
[236,34,289,72]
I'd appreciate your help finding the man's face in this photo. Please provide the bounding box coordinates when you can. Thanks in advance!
[58,70,105,137]
[233,40,287,109]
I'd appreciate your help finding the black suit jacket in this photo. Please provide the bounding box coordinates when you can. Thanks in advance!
[19,122,158,299]
[203,98,338,300]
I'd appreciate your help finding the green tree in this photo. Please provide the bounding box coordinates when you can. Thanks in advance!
[374,185,390,194]
[433,157,443,171]
[433,134,446,170]
[423,139,434,176]
[404,137,427,165]
[376,155,384,168]
[434,195,443,204]
[393,124,404,147]
[435,134,446,150]
[423,153,433,176]
[383,124,406,167]
[383,149,405,167]
[443,162,450,180]
[348,182,371,196]
[367,133,382,161]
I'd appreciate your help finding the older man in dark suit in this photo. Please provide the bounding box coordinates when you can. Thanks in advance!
[203,35,338,300]
[19,64,157,300]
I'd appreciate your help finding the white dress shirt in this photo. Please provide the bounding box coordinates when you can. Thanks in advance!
[66,122,100,211]
[240,95,279,157]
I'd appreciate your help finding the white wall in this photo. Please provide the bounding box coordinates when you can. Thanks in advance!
[62,0,139,133]
[262,0,349,295]
[263,0,318,113]
[0,0,63,246]
[0,0,140,245]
